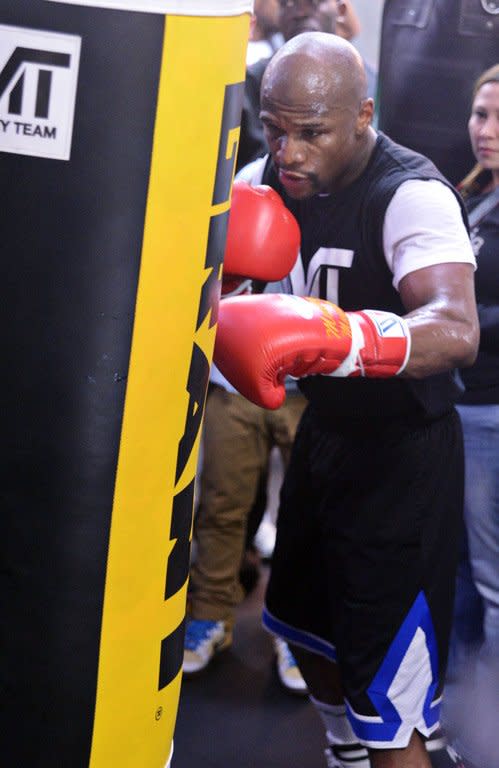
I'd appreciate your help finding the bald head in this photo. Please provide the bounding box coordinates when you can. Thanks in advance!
[258,32,375,197]
[262,32,367,115]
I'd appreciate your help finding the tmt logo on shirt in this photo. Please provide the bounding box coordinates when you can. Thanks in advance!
[0,25,81,160]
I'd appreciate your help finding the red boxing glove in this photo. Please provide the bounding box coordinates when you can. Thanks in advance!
[222,181,300,296]
[214,294,411,409]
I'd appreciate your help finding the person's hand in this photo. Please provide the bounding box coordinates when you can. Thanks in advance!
[214,294,411,409]
[222,181,300,296]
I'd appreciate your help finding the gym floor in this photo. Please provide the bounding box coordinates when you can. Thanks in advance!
[172,565,451,768]
[172,565,327,768]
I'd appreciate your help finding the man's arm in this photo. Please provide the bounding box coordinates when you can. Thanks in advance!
[213,182,480,409]
[399,262,479,378]
[213,266,479,410]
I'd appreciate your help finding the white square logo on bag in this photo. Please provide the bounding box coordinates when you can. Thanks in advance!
[0,25,81,160]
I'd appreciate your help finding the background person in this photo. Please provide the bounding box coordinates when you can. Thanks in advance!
[183,184,308,695]
[443,63,499,768]
[336,0,361,42]
[214,32,478,768]
[183,0,354,696]
[246,0,283,66]
[377,0,499,186]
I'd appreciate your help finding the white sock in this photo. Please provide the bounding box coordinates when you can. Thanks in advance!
[310,696,370,768]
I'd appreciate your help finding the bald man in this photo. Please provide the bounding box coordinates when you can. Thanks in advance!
[217,33,479,768]
[237,0,377,171]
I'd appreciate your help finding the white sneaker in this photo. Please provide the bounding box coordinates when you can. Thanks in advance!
[183,619,229,675]
[253,517,276,560]
[274,637,308,695]
[324,745,342,768]
[425,728,448,752]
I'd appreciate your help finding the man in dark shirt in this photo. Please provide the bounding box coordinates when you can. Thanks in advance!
[377,0,499,185]
[215,32,479,768]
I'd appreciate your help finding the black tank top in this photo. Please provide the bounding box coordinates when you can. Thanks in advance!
[260,132,467,428]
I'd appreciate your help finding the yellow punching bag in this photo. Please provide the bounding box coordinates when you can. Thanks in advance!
[0,1,251,766]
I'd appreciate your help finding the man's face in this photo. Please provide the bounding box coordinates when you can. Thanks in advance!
[254,0,281,37]
[260,72,367,199]
[278,0,338,41]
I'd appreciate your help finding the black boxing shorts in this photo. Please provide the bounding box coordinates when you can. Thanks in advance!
[263,405,463,749]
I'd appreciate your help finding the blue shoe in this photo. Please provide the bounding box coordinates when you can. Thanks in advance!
[183,619,229,675]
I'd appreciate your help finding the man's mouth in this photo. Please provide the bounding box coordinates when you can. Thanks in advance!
[279,169,308,183]
[289,20,320,33]
[278,168,312,197]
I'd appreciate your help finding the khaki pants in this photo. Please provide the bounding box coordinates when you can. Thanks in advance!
[189,385,306,634]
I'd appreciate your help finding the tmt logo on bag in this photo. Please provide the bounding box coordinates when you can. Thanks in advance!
[0,25,80,160]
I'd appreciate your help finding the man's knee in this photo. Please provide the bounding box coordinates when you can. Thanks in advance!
[288,644,343,704]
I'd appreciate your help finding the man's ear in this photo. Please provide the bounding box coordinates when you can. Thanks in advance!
[336,0,347,23]
[336,1,361,42]
[356,98,374,135]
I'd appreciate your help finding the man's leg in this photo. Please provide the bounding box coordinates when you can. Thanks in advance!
[185,387,269,673]
[368,732,430,768]
[288,644,343,704]
[272,411,463,768]
[288,645,371,768]
[190,387,269,623]
[442,535,483,743]
[290,645,432,768]
[446,405,499,768]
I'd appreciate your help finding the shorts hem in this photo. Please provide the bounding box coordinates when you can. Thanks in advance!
[346,698,443,749]
[262,605,337,663]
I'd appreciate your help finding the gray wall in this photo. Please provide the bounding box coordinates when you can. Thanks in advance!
[350,0,384,71]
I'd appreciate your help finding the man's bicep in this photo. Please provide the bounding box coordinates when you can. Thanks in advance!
[399,261,476,315]
[398,262,479,376]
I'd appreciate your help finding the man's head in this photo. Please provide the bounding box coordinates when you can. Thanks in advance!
[260,32,375,199]
[252,0,281,39]
[277,0,344,42]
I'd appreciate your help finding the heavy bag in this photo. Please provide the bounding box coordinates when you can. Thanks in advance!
[0,1,251,766]
[378,0,499,185]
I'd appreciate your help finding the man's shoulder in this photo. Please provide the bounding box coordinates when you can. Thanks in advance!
[374,132,440,176]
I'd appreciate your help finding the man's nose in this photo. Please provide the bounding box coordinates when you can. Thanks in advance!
[290,0,317,15]
[276,135,305,166]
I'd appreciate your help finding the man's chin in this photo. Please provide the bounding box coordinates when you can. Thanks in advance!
[286,188,313,201]
[287,22,321,37]
[279,174,314,199]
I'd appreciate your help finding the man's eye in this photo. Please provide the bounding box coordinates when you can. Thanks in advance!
[265,124,282,138]
[302,129,320,139]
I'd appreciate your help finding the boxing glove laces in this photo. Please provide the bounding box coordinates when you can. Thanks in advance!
[214,294,411,409]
